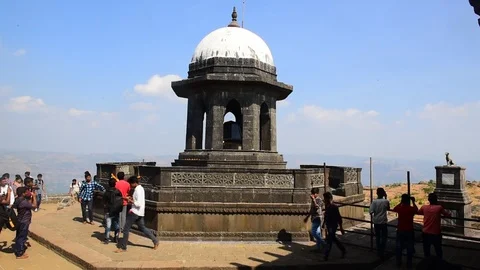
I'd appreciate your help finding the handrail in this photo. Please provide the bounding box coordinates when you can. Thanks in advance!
[334,201,480,251]
[335,201,480,223]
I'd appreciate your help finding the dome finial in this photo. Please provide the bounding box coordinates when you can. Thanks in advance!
[228,7,240,27]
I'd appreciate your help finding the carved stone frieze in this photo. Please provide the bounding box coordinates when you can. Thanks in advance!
[171,172,204,185]
[234,173,265,186]
[265,174,294,188]
[204,173,234,186]
[146,202,309,215]
[345,168,358,183]
[170,172,294,188]
[311,174,325,187]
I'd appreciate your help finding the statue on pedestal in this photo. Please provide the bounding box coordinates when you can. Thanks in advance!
[445,152,455,166]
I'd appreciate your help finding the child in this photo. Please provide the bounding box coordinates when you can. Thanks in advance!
[13,187,37,259]
[102,178,122,244]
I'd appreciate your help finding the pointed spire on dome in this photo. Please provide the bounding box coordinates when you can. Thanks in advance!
[228,7,240,27]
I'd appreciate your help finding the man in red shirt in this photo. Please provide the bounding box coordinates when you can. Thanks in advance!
[393,194,418,268]
[114,172,131,233]
[417,193,451,259]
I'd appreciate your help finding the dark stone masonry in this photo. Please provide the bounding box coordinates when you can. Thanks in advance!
[93,8,365,241]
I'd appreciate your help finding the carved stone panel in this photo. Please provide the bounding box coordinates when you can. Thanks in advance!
[171,171,294,188]
[345,168,358,183]
[311,174,324,187]
[265,174,294,188]
[234,173,265,186]
[204,173,234,186]
[171,172,204,186]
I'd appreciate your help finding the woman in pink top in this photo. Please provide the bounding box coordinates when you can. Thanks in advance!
[417,193,451,259]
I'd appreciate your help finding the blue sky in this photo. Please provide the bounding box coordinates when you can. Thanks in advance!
[1,1,480,162]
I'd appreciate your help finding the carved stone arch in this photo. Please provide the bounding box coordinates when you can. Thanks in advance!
[223,99,243,149]
[260,101,271,151]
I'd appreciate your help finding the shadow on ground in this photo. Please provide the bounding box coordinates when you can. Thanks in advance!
[229,219,480,270]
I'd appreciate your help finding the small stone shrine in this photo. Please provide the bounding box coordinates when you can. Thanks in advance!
[94,8,365,241]
[434,155,473,236]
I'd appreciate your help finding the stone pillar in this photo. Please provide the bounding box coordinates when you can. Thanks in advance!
[270,105,277,152]
[205,103,224,150]
[434,165,473,236]
[242,102,260,151]
[185,98,204,150]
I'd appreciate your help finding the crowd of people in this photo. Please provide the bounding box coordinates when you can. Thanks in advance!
[304,187,456,268]
[70,171,159,253]
[0,171,46,259]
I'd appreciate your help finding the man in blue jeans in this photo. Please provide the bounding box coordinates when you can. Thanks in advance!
[115,176,159,252]
[304,188,326,252]
[78,171,105,225]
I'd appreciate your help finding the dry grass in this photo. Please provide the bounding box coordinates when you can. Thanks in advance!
[363,181,480,217]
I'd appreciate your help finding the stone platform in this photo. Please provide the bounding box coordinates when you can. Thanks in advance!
[18,204,382,269]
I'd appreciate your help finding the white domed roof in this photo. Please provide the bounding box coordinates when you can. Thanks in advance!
[191,26,275,66]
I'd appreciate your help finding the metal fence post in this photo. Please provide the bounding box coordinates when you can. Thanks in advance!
[370,157,374,251]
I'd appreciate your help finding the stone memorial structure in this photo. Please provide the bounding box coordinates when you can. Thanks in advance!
[94,8,365,241]
[434,163,473,236]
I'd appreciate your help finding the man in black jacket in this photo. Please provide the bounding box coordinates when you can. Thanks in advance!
[102,178,122,244]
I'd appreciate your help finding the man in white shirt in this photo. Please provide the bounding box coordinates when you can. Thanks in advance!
[115,176,158,252]
[369,187,390,260]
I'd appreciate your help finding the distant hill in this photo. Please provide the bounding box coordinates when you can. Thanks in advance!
[1,149,479,194]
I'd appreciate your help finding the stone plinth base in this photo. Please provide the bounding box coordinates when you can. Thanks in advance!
[172,150,287,169]
[435,165,473,236]
[94,162,365,241]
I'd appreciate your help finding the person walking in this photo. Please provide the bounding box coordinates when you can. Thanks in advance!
[304,188,326,252]
[322,192,346,261]
[115,176,158,252]
[369,187,390,259]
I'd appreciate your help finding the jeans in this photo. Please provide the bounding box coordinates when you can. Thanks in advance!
[374,223,388,257]
[119,212,158,250]
[311,217,326,249]
[395,230,414,267]
[81,200,93,222]
[119,205,127,232]
[422,233,443,259]
[36,194,42,210]
[14,222,30,257]
[324,226,346,258]
[104,213,120,240]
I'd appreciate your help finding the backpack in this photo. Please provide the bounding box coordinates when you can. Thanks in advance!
[6,208,18,231]
[110,189,123,215]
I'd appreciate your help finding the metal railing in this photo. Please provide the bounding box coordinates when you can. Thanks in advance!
[333,200,480,268]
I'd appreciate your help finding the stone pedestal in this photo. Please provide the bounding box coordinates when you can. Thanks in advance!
[434,166,473,236]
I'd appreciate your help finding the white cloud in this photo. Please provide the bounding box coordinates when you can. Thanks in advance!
[6,96,47,112]
[13,49,26,56]
[418,101,479,120]
[134,74,182,100]
[129,102,157,112]
[68,108,94,117]
[294,105,381,130]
